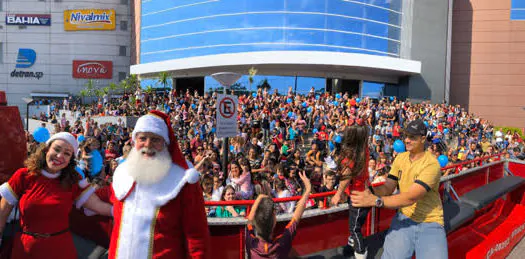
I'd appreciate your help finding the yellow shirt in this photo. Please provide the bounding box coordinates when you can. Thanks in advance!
[388,151,444,225]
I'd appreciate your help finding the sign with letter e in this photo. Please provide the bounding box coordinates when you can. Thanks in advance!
[216,94,238,138]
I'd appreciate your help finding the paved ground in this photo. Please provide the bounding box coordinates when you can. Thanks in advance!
[507,236,525,259]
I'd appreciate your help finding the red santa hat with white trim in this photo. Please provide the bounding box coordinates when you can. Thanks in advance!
[131,110,200,184]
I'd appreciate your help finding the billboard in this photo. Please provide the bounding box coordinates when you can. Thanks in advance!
[6,14,51,26]
[73,60,113,79]
[64,9,115,31]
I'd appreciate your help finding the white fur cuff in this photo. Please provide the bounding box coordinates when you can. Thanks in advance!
[185,168,200,184]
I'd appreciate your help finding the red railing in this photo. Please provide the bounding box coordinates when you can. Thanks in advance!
[204,153,505,209]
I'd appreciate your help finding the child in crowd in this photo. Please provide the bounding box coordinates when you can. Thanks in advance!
[318,170,337,208]
[245,171,311,259]
[331,124,378,259]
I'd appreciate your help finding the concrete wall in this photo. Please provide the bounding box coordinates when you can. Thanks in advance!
[401,0,451,103]
[0,0,132,119]
[451,0,525,129]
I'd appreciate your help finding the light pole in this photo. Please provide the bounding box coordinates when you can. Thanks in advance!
[210,72,242,173]
[22,97,33,131]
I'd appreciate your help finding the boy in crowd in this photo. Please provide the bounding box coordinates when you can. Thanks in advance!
[245,171,312,259]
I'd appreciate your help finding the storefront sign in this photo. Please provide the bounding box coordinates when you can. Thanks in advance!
[73,60,113,79]
[6,14,51,26]
[11,48,44,80]
[64,9,115,31]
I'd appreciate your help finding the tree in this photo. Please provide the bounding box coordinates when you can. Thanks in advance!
[157,72,171,90]
[145,85,154,95]
[257,78,271,91]
[248,67,257,92]
[231,83,248,95]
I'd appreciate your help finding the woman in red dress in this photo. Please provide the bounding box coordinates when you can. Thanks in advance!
[0,132,112,259]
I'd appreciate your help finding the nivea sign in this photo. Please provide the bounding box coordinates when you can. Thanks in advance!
[6,14,51,26]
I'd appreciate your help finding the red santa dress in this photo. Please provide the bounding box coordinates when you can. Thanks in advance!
[108,162,210,259]
[0,168,95,259]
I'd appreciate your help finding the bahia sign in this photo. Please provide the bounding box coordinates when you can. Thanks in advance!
[73,61,113,79]
[6,14,51,26]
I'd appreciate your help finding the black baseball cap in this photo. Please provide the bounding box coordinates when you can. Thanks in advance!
[404,119,427,136]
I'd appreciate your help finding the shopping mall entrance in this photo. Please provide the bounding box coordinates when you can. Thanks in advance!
[174,77,205,96]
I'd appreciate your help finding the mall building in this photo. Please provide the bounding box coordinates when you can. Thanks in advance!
[0,0,133,118]
[131,0,525,129]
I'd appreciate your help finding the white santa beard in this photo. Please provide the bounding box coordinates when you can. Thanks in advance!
[126,147,172,185]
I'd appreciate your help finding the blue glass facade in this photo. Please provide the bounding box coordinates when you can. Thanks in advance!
[140,0,403,64]
[511,0,525,20]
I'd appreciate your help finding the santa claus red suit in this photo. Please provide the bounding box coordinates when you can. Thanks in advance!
[108,111,210,259]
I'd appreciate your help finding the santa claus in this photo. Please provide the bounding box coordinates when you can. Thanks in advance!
[108,111,210,259]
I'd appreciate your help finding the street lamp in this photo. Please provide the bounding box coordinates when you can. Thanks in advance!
[22,97,33,131]
[211,72,242,173]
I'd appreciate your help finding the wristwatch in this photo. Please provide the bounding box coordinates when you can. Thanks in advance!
[375,196,384,208]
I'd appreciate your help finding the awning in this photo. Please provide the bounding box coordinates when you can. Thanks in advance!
[30,93,69,98]
[131,51,421,84]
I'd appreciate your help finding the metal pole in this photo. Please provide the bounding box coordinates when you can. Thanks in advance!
[26,103,29,131]
[222,86,229,173]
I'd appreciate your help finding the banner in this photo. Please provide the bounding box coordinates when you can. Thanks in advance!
[73,60,113,79]
[64,9,115,31]
[6,14,51,26]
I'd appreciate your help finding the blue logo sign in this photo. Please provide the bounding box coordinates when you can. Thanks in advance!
[16,49,36,68]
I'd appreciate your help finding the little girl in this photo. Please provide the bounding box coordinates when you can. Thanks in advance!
[331,123,376,259]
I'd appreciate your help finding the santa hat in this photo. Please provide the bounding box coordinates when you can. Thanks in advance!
[132,110,199,183]
[46,132,79,154]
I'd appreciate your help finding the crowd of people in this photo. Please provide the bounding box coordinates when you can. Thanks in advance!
[27,86,525,218]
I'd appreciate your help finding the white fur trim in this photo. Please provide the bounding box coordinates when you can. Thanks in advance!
[132,114,170,144]
[186,168,200,184]
[0,183,18,206]
[46,132,79,154]
[114,192,158,259]
[112,161,194,207]
[75,186,95,209]
[41,169,60,179]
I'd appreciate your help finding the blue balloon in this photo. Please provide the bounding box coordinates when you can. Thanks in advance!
[33,127,50,143]
[336,93,341,99]
[334,135,342,144]
[424,121,429,127]
[356,98,361,103]
[315,95,320,100]
[389,96,394,101]
[191,104,196,109]
[444,128,449,134]
[252,92,257,98]
[89,150,103,176]
[230,145,235,152]
[75,166,86,179]
[438,155,449,168]
[302,102,307,107]
[211,127,216,133]
[255,105,259,109]
[287,98,292,104]
[77,135,85,143]
[313,128,318,134]
[329,141,335,151]
[333,101,339,106]
[288,111,293,117]
[307,107,313,113]
[393,140,406,153]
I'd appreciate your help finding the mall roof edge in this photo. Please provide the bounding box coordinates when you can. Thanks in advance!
[130,51,421,83]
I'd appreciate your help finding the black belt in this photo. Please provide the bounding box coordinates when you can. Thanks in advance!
[22,228,69,238]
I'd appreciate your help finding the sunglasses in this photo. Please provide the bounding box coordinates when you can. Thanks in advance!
[403,134,423,141]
